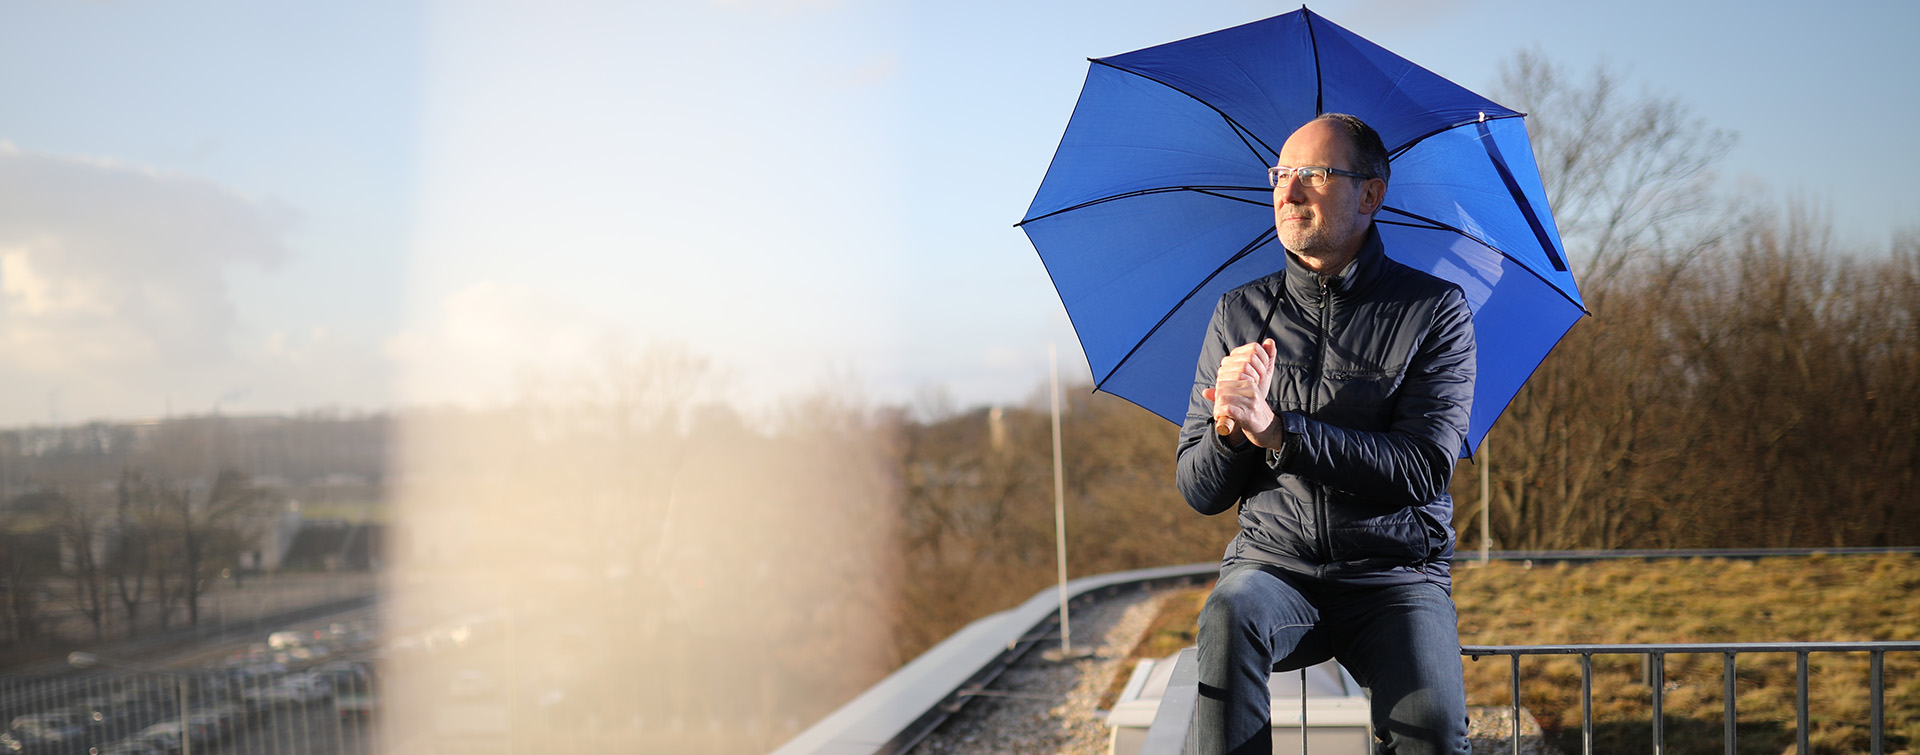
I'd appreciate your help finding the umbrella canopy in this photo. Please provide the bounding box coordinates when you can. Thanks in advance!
[1018,8,1585,458]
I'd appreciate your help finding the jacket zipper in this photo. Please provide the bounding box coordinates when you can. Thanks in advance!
[1312,275,1334,563]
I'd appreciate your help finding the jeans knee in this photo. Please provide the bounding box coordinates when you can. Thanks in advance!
[1197,589,1257,644]
[1378,687,1469,754]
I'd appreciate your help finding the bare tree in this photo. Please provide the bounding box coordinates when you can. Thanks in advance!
[1655,210,1920,548]
[1461,52,1741,550]
[887,385,1238,663]
[146,482,188,631]
[42,489,110,640]
[0,501,57,649]
[108,468,157,637]
[1493,50,1737,294]
[173,469,267,626]
[892,402,1054,656]
[1461,198,1920,551]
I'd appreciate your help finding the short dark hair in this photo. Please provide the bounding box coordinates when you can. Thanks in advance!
[1315,113,1389,185]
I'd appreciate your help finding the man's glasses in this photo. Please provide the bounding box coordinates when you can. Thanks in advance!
[1268,165,1375,189]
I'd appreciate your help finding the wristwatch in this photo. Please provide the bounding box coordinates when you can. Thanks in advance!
[1265,431,1293,470]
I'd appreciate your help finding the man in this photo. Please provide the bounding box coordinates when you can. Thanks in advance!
[1176,113,1475,754]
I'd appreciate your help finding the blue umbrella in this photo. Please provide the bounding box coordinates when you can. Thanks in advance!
[1017,8,1585,457]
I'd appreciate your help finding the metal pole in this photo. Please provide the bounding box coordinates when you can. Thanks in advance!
[1650,652,1664,755]
[1872,650,1885,755]
[179,674,191,755]
[1510,654,1521,755]
[1723,652,1737,755]
[1580,654,1593,755]
[1796,652,1810,755]
[1049,343,1072,656]
[1479,437,1491,564]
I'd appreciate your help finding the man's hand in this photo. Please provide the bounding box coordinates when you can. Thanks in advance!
[1201,339,1283,448]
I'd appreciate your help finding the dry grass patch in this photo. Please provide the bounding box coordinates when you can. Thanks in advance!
[1457,554,1920,754]
[1097,588,1208,710]
[1108,555,1920,753]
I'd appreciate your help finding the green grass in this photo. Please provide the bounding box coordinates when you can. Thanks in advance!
[1118,554,1920,754]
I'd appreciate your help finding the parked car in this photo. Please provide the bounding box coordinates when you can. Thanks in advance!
[192,705,244,739]
[223,660,286,682]
[266,631,306,651]
[70,698,143,746]
[134,726,178,755]
[91,738,167,755]
[182,715,228,746]
[0,729,68,755]
[241,675,330,709]
[104,690,164,722]
[136,720,214,755]
[282,673,334,700]
[317,665,377,718]
[5,713,85,750]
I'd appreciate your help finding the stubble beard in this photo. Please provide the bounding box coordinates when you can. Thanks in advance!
[1279,212,1369,274]
[1278,211,1336,258]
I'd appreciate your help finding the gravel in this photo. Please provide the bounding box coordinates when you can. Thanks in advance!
[911,586,1169,755]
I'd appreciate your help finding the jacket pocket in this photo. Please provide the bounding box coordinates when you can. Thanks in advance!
[1319,368,1403,430]
[1326,506,1431,564]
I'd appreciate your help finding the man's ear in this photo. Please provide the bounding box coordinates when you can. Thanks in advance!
[1358,178,1386,215]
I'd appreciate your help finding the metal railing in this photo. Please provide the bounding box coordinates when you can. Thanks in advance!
[770,551,1919,755]
[0,663,378,755]
[1462,641,1920,755]
[1135,641,1920,754]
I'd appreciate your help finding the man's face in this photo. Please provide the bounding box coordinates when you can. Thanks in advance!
[1272,120,1380,260]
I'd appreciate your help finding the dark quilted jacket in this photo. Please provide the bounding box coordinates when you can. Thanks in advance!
[1175,226,1476,589]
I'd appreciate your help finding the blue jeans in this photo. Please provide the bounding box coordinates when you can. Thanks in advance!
[1188,563,1469,754]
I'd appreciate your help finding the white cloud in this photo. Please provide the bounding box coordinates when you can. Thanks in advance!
[0,143,293,368]
[0,142,318,423]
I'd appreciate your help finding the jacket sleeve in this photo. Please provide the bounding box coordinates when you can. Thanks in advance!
[1280,285,1475,506]
[1175,295,1267,516]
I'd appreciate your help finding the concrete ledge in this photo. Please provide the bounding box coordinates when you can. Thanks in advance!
[1115,649,1372,755]
[770,563,1218,755]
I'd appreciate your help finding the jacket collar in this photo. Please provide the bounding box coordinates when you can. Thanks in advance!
[1284,223,1384,305]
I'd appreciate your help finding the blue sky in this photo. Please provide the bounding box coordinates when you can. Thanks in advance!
[1,0,1914,425]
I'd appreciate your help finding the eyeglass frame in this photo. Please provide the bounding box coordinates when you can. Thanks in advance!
[1267,165,1377,189]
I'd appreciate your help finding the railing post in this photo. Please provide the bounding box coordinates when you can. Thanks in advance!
[1460,641,1919,755]
[1580,653,1593,755]
[1649,652,1665,755]
[1796,651,1810,755]
[1509,653,1522,755]
[1300,667,1308,755]
[1723,652,1737,755]
[1871,650,1885,755]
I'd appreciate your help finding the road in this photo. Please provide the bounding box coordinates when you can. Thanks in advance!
[1,602,380,755]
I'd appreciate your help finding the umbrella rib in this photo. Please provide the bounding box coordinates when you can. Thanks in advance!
[1384,113,1525,160]
[1377,206,1591,315]
[1304,8,1325,115]
[1094,227,1279,393]
[1474,119,1569,272]
[1228,122,1270,167]
[1088,57,1280,165]
[1016,185,1267,227]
